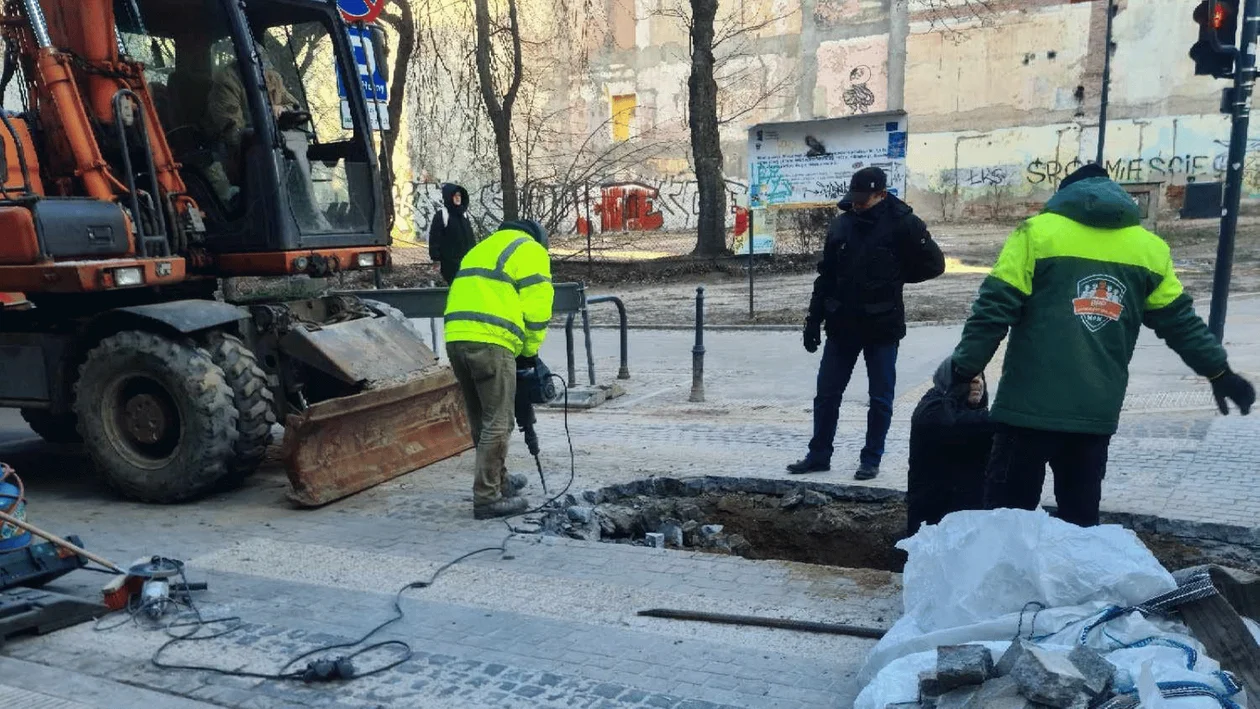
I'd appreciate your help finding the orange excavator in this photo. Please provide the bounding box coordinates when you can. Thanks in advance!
[0,0,471,505]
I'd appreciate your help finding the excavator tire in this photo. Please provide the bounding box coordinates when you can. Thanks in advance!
[203,331,277,487]
[19,409,81,444]
[74,331,239,503]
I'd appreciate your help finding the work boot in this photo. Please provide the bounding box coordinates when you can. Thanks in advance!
[786,458,830,475]
[502,473,528,498]
[473,496,528,520]
[855,464,879,481]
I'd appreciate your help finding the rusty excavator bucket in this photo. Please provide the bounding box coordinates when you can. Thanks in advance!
[277,314,473,507]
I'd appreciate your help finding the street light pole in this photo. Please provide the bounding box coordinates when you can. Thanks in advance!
[1096,0,1116,165]
[1208,0,1260,342]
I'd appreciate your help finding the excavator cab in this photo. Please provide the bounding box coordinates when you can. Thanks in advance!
[0,0,472,506]
[115,0,384,257]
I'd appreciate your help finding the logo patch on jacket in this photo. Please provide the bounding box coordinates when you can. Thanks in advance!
[1073,275,1126,332]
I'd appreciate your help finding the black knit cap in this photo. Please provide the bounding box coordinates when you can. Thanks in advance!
[1059,163,1110,191]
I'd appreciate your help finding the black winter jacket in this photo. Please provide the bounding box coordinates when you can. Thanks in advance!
[428,183,477,284]
[905,359,994,536]
[808,196,945,343]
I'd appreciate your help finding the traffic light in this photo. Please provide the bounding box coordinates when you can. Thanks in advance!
[1191,0,1239,78]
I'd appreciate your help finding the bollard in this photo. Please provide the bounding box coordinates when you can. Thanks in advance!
[689,286,706,403]
[565,313,577,386]
[581,307,596,386]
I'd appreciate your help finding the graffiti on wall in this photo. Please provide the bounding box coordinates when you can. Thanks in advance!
[843,66,877,114]
[1025,154,1229,186]
[392,177,752,239]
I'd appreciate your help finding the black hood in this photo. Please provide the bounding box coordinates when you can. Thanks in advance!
[932,357,987,408]
[441,183,469,215]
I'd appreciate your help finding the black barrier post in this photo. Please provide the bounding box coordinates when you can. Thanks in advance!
[690,286,706,403]
[581,307,596,386]
[586,296,630,380]
[747,210,755,319]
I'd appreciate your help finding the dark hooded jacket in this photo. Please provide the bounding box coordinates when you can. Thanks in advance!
[808,195,945,344]
[906,358,994,536]
[428,183,478,284]
[952,175,1228,435]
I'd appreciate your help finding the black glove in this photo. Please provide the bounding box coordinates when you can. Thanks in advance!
[803,319,822,354]
[516,355,537,370]
[1211,368,1255,415]
[952,361,978,385]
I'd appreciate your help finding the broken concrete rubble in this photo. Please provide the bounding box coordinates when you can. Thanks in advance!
[937,644,995,690]
[962,675,1041,709]
[1010,646,1088,708]
[919,671,944,705]
[995,638,1032,677]
[1066,645,1115,698]
[935,686,979,709]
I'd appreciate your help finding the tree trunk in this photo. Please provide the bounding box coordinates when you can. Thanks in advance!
[474,0,523,222]
[688,0,729,257]
[379,8,417,235]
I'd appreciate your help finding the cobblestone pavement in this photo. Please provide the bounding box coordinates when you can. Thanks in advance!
[1,297,1257,707]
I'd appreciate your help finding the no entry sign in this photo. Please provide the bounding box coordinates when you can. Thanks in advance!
[337,0,387,24]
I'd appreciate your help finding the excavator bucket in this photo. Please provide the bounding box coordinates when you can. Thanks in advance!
[278,315,473,507]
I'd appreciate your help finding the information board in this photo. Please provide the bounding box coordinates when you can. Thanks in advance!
[748,113,908,210]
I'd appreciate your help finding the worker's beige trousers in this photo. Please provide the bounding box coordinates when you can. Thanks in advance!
[446,341,516,505]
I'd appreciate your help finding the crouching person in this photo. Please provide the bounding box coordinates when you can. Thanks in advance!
[905,358,994,536]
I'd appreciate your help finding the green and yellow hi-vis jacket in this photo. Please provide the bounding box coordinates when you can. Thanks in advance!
[952,177,1228,435]
[444,228,554,357]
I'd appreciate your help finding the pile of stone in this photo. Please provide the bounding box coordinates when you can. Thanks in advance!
[888,640,1121,709]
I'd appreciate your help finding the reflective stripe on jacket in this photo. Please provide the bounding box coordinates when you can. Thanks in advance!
[443,228,554,356]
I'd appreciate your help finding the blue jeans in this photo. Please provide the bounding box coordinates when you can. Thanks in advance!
[806,337,898,468]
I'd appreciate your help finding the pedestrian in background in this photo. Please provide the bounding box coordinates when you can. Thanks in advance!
[951,163,1255,527]
[429,183,477,285]
[905,359,993,536]
[789,167,946,481]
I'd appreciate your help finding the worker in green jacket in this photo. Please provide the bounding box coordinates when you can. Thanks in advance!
[444,219,554,520]
[951,163,1254,527]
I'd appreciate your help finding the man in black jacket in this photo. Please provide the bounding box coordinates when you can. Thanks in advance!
[906,359,993,536]
[788,167,946,480]
[428,183,478,284]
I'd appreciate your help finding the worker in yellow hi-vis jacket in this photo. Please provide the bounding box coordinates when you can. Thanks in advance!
[444,219,554,520]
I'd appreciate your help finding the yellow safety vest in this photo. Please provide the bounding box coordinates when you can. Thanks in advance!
[443,228,554,356]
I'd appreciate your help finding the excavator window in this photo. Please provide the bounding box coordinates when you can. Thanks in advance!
[114,0,376,238]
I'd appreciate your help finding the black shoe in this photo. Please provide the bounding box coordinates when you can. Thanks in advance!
[854,464,879,481]
[473,496,528,520]
[786,459,830,475]
[503,473,528,498]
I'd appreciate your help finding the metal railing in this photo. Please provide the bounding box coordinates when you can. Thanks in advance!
[346,283,630,387]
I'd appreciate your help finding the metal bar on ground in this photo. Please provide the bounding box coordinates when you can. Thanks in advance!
[1209,0,1259,341]
[586,295,630,380]
[637,608,886,639]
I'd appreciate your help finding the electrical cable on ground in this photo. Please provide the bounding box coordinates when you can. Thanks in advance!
[95,375,578,685]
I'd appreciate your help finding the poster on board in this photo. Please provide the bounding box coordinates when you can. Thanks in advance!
[747,112,908,210]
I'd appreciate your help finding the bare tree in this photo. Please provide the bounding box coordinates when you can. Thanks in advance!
[653,0,798,256]
[377,5,418,233]
[912,0,999,43]
[474,0,524,221]
[688,0,726,257]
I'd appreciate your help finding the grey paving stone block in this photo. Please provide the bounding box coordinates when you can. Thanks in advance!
[1010,646,1087,708]
[937,645,995,690]
[961,676,1041,709]
[920,671,944,704]
[995,639,1032,677]
[1067,645,1115,698]
[935,686,978,709]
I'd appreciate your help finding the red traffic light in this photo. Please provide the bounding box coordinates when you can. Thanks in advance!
[1212,2,1232,28]
[1195,0,1237,28]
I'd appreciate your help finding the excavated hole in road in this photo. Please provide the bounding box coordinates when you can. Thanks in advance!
[546,477,1260,575]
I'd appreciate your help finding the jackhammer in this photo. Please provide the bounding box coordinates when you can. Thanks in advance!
[515,356,558,493]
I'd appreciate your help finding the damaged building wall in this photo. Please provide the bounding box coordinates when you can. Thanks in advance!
[396,0,1251,235]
